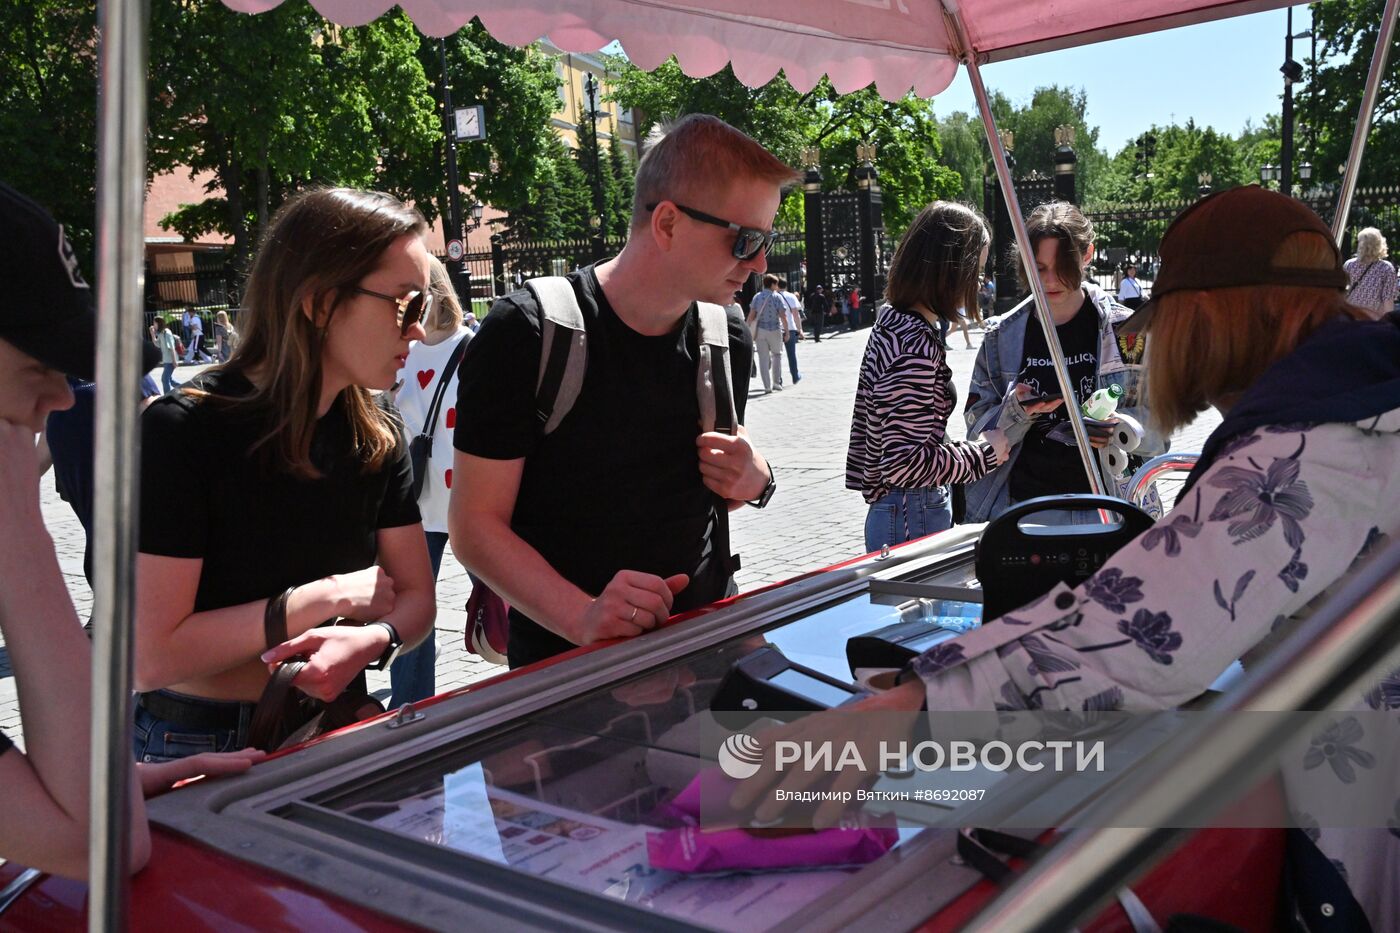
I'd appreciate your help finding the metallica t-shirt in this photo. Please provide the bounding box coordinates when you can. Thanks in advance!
[1009,293,1100,501]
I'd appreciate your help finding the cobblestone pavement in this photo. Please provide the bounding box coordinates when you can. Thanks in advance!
[1,327,1220,748]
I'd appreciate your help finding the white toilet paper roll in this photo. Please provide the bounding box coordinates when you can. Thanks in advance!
[1110,412,1144,453]
[1102,445,1131,480]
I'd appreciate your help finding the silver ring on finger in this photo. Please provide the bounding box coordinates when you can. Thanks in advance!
[629,606,638,623]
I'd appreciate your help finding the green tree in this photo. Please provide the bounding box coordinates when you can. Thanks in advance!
[0,2,101,267]
[1298,0,1400,189]
[1096,121,1249,203]
[934,111,989,207]
[604,133,636,238]
[987,86,1111,201]
[499,137,591,243]
[604,58,958,237]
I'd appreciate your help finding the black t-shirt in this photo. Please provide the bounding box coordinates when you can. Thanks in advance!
[1009,293,1101,501]
[139,370,420,612]
[0,728,11,756]
[453,266,754,668]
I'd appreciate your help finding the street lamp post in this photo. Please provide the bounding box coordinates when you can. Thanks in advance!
[437,39,467,294]
[1197,171,1213,198]
[582,73,608,260]
[1281,8,1312,197]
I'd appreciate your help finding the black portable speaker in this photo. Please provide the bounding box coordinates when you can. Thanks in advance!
[974,494,1154,623]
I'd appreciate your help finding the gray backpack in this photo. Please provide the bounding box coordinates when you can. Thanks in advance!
[525,276,739,437]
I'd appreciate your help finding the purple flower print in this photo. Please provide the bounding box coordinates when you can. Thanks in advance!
[1117,609,1182,665]
[1208,456,1314,549]
[1302,717,1376,784]
[1084,568,1144,614]
[911,643,967,679]
[1278,549,1308,593]
[1141,513,1202,557]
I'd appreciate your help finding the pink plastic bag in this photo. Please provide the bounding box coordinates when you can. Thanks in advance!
[647,771,898,873]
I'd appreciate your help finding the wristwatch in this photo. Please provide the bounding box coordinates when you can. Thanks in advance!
[746,466,777,509]
[367,621,404,670]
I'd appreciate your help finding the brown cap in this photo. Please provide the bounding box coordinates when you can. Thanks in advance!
[1121,186,1348,335]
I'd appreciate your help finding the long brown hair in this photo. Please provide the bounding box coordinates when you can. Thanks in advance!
[1146,231,1369,434]
[1018,200,1094,293]
[187,188,427,477]
[885,201,990,324]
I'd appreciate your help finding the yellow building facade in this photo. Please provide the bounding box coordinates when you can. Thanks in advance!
[537,40,642,157]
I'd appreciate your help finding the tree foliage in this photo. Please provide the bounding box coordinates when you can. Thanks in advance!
[0,2,100,267]
[603,59,958,238]
[1298,0,1400,188]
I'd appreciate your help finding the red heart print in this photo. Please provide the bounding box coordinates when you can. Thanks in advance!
[445,407,456,429]
[416,369,435,390]
[444,469,453,489]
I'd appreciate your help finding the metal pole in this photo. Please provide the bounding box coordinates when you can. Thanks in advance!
[941,3,1107,497]
[965,537,1400,931]
[438,39,465,287]
[91,0,148,927]
[584,73,607,258]
[1281,8,1294,196]
[1332,0,1400,241]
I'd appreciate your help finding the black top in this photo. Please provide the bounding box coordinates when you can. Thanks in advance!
[139,370,420,613]
[0,728,10,756]
[453,266,754,668]
[45,378,96,584]
[1009,293,1101,501]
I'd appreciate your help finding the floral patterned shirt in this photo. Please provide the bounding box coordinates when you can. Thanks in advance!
[911,412,1400,928]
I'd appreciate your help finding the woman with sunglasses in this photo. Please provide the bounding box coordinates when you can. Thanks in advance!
[132,188,436,760]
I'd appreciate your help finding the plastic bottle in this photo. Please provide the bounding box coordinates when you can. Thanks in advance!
[1081,383,1124,420]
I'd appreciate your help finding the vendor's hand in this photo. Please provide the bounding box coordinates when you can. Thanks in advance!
[697,431,769,502]
[0,419,44,533]
[574,570,689,644]
[327,566,396,622]
[982,427,1011,465]
[261,625,388,702]
[1085,416,1118,449]
[728,680,925,829]
[1013,383,1064,416]
[137,748,266,797]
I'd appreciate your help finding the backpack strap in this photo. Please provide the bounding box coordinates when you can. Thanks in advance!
[525,277,588,436]
[695,301,738,436]
[419,333,470,447]
[695,301,741,576]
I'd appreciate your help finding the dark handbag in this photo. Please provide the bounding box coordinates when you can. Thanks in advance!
[247,662,384,752]
[464,574,510,664]
[408,334,471,500]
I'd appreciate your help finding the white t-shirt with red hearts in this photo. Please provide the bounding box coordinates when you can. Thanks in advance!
[393,327,471,533]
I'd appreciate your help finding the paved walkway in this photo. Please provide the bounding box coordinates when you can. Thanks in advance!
[0,325,1220,747]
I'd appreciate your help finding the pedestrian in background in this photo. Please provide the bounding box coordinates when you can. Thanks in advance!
[134,188,436,758]
[1117,262,1145,309]
[747,273,787,392]
[391,256,471,706]
[181,308,213,364]
[154,317,178,392]
[807,284,830,342]
[778,277,804,383]
[213,309,238,362]
[1344,227,1398,319]
[847,201,1011,553]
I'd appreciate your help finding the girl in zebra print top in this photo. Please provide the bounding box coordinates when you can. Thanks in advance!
[846,202,1018,553]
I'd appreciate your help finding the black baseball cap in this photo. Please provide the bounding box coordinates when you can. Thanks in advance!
[1121,186,1348,335]
[0,181,158,379]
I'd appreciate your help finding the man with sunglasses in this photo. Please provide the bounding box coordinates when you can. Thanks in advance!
[451,115,799,669]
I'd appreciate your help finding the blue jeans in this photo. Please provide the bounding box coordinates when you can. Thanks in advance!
[389,530,447,708]
[785,331,801,382]
[160,363,176,393]
[864,486,953,553]
[133,691,253,762]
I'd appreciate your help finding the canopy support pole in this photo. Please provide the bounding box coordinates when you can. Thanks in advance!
[90,0,149,928]
[941,1,1109,499]
[1332,0,1399,241]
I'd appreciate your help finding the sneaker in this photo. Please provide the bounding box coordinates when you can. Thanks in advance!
[774,384,784,391]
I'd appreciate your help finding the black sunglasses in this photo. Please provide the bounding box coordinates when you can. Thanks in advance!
[351,286,432,335]
[646,201,778,261]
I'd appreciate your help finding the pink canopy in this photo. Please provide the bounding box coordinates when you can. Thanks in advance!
[220,0,1292,100]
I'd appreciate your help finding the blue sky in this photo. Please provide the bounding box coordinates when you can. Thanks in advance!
[930,6,1315,154]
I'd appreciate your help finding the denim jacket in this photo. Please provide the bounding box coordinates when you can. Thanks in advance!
[962,284,1166,523]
